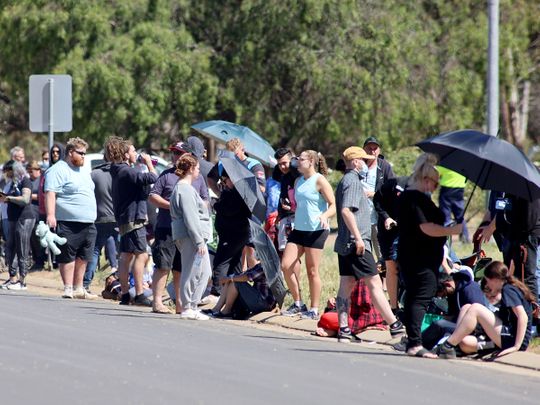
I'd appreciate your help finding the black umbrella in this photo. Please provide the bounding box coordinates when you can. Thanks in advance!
[417,129,540,201]
[220,156,266,222]
[248,218,287,308]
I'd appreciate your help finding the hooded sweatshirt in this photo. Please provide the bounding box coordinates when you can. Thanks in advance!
[91,162,115,223]
[38,143,66,216]
[447,269,486,320]
[187,136,213,180]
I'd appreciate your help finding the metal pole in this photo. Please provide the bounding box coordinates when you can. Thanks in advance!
[487,0,499,137]
[48,78,54,151]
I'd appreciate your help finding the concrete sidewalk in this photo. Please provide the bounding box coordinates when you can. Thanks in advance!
[250,312,540,372]
[5,270,540,372]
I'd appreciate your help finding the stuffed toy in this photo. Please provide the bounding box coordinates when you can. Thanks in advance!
[35,221,67,256]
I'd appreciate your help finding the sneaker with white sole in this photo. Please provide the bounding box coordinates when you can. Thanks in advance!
[1,279,16,290]
[73,287,98,299]
[180,309,210,321]
[62,286,73,299]
[6,281,27,291]
[300,310,320,320]
[281,303,308,317]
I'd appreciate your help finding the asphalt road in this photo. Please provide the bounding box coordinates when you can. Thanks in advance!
[0,292,539,405]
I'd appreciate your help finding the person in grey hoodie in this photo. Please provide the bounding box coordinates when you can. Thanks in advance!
[83,159,119,292]
[170,154,212,321]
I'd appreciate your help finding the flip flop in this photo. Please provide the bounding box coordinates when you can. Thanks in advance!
[152,307,171,314]
[408,348,438,359]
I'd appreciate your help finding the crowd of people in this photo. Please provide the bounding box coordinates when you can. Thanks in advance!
[0,134,538,359]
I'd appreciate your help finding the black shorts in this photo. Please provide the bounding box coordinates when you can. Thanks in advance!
[120,227,148,254]
[56,221,97,263]
[287,229,329,250]
[378,228,399,261]
[151,228,181,271]
[338,249,378,279]
[500,325,529,351]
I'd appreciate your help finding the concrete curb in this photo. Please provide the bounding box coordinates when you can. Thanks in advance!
[250,311,540,372]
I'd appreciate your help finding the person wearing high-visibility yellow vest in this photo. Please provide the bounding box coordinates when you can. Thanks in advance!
[436,166,470,242]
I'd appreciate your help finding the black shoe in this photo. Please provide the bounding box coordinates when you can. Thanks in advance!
[436,343,457,359]
[212,311,232,319]
[133,294,152,307]
[389,320,406,337]
[119,293,131,305]
[337,327,353,343]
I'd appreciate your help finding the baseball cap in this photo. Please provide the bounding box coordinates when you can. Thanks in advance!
[363,136,381,147]
[169,141,193,155]
[342,146,375,161]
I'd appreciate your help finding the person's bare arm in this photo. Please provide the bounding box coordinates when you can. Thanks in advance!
[148,193,170,210]
[45,191,57,228]
[419,222,462,237]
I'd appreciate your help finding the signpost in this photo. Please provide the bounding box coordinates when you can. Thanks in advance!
[29,74,72,151]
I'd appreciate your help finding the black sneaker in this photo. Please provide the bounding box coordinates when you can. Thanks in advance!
[436,343,457,359]
[133,294,152,307]
[389,320,406,337]
[281,303,308,316]
[119,292,131,305]
[337,327,353,343]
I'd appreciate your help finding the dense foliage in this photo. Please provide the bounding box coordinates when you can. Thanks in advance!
[1,0,539,161]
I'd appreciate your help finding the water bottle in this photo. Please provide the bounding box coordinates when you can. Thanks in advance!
[192,253,203,270]
[137,154,159,166]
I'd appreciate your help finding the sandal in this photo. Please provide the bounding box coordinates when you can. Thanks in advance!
[152,306,171,314]
[408,347,438,359]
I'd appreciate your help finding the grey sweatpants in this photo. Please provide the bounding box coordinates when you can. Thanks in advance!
[175,238,212,310]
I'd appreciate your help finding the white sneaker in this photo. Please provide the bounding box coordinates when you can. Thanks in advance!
[72,287,98,299]
[7,281,27,291]
[192,310,210,321]
[62,286,73,299]
[179,309,196,320]
[179,309,210,321]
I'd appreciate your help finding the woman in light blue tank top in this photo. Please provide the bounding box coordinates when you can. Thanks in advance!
[281,150,336,320]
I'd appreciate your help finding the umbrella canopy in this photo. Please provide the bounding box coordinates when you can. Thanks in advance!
[248,218,288,308]
[192,120,276,167]
[220,156,266,222]
[417,129,540,201]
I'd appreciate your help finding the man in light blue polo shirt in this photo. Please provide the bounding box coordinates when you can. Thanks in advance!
[45,137,97,299]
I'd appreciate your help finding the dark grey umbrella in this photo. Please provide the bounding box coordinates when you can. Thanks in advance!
[417,129,540,201]
[248,219,287,308]
[220,156,266,222]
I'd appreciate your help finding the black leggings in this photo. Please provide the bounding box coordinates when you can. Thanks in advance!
[401,264,438,349]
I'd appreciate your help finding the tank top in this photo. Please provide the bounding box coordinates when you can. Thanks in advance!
[294,173,328,231]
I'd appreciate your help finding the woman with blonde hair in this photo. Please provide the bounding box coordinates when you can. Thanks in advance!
[281,150,336,320]
[170,154,212,320]
[397,153,462,358]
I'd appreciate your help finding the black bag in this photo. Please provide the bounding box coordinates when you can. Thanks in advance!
[231,282,269,320]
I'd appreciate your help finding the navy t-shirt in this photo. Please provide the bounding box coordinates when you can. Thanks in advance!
[498,283,533,348]
[7,177,34,221]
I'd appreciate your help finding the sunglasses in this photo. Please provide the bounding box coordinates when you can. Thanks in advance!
[72,150,86,156]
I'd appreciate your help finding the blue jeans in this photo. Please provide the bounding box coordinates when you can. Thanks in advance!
[84,222,118,288]
[439,186,470,241]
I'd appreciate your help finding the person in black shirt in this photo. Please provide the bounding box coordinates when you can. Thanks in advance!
[374,175,408,313]
[0,161,34,290]
[476,192,540,304]
[397,154,462,358]
[209,168,252,301]
[438,261,534,358]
